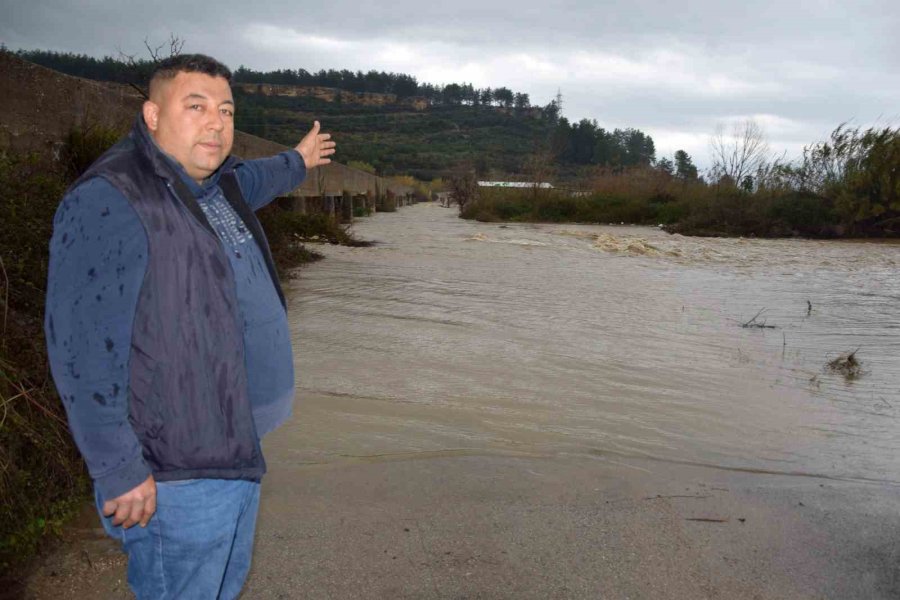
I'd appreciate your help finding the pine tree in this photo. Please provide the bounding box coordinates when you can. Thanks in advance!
[674,150,698,181]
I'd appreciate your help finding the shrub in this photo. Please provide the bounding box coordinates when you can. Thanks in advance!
[352,204,372,218]
[61,125,122,179]
[461,186,664,225]
[256,206,371,277]
[0,151,91,577]
[768,192,835,235]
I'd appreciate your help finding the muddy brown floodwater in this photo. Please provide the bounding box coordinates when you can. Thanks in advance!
[278,203,900,484]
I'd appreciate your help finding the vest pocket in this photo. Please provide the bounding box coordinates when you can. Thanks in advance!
[128,346,165,441]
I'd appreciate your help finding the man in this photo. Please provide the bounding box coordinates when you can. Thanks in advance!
[44,54,335,598]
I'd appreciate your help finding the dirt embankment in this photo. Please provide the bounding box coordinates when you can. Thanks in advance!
[0,51,140,154]
[235,82,430,111]
[0,52,295,162]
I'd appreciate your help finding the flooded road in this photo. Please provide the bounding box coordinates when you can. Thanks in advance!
[28,202,900,599]
[278,203,900,485]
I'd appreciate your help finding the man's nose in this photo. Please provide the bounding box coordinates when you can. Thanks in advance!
[207,110,225,131]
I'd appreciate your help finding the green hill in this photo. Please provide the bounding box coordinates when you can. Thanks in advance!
[233,87,548,180]
[11,49,657,182]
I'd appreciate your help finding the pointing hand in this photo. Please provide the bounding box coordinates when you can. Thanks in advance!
[296,121,336,169]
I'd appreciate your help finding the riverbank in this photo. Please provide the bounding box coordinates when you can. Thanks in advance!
[460,178,898,240]
[461,123,899,239]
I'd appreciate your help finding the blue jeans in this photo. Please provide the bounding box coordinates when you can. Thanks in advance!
[95,478,261,600]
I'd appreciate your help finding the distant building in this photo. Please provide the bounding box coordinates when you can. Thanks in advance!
[477,181,554,189]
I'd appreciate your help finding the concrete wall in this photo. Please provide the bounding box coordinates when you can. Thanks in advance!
[0,52,418,205]
[0,51,140,155]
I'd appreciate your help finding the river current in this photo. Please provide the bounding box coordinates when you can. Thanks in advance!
[281,203,900,485]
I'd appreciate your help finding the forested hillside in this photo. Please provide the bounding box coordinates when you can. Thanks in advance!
[13,49,656,181]
[232,88,548,180]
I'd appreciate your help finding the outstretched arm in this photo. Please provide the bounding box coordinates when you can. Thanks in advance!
[234,121,336,211]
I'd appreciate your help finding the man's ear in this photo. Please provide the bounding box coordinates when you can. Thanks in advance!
[143,100,160,132]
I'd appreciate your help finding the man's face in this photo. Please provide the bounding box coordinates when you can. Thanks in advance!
[143,71,235,182]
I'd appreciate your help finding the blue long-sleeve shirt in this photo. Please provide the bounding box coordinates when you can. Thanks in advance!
[46,149,306,499]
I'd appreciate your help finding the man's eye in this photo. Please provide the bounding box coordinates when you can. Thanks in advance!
[189,104,203,111]
[220,108,234,117]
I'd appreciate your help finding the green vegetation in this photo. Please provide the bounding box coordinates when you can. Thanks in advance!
[14,47,530,109]
[671,124,900,237]
[13,49,657,183]
[462,125,900,239]
[10,48,157,89]
[233,86,659,181]
[551,118,655,167]
[461,185,662,225]
[347,160,376,174]
[232,90,549,179]
[0,127,127,579]
[258,207,371,278]
[353,204,372,218]
[13,49,537,117]
[0,150,92,579]
[0,125,127,574]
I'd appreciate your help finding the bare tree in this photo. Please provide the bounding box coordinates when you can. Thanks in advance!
[118,34,185,65]
[144,34,185,62]
[117,34,186,98]
[449,171,478,212]
[709,119,771,187]
[523,142,557,201]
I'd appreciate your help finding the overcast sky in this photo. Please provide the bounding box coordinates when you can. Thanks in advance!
[2,0,898,170]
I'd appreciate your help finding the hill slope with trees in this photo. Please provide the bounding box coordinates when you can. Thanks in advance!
[12,49,657,181]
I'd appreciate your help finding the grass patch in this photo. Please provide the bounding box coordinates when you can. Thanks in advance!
[353,203,372,218]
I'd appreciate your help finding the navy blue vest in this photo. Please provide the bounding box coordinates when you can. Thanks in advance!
[72,116,281,482]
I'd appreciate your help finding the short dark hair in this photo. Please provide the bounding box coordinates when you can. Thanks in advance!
[149,53,232,87]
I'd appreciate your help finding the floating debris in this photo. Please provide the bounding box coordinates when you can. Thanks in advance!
[742,308,777,329]
[685,517,729,523]
[827,348,864,381]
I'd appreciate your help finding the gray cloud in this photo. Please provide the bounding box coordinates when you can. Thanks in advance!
[2,0,898,169]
